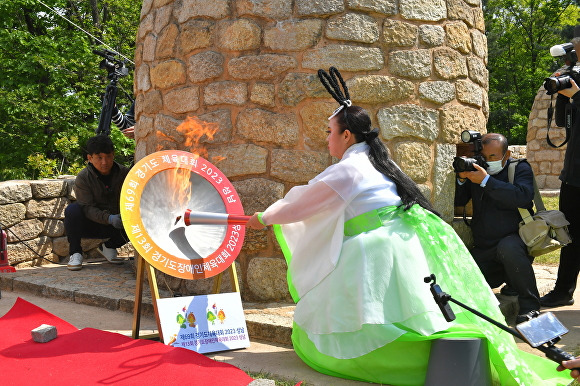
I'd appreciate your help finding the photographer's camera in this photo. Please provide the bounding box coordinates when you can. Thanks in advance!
[544,75,575,96]
[93,49,129,79]
[544,42,580,95]
[453,130,488,173]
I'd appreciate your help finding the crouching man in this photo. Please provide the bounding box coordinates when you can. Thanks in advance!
[64,135,129,271]
[454,133,541,324]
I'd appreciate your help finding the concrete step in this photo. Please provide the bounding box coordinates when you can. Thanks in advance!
[0,260,559,347]
[244,302,294,345]
[0,260,296,346]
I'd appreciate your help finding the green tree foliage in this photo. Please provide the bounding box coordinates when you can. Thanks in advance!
[0,0,139,180]
[5,1,580,178]
[484,0,580,144]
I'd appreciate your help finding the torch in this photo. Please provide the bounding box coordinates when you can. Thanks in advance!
[176,209,251,226]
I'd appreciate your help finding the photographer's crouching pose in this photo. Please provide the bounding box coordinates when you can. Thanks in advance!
[454,133,541,324]
[245,67,570,385]
[64,135,130,271]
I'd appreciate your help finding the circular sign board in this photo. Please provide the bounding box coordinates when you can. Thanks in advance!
[120,150,246,279]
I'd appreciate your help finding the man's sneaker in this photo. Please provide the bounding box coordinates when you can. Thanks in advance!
[97,244,124,265]
[540,290,574,307]
[67,253,83,271]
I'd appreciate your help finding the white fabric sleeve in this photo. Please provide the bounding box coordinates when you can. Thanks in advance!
[261,181,346,226]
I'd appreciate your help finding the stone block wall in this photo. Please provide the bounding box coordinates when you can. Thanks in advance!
[0,179,133,268]
[0,179,73,267]
[130,0,489,302]
[527,85,567,189]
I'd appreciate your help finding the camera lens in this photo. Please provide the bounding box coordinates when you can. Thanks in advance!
[544,75,572,95]
[453,156,476,173]
[544,77,559,95]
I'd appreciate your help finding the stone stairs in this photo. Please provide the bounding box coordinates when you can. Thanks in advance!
[0,259,559,347]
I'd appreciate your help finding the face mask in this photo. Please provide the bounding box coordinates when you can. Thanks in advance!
[486,153,507,175]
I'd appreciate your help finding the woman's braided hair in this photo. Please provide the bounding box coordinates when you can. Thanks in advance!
[318,67,351,107]
[317,67,439,215]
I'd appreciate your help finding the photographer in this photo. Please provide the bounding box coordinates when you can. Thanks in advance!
[541,41,580,307]
[454,133,540,323]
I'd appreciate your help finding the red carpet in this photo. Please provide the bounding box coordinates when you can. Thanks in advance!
[0,297,254,385]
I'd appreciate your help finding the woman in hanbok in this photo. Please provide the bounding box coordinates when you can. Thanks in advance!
[246,68,571,385]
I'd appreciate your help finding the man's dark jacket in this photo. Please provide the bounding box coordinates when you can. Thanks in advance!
[454,159,534,250]
[74,162,130,224]
[559,92,580,187]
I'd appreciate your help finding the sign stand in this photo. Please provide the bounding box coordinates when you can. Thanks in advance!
[131,253,240,341]
[123,151,246,344]
[131,253,162,340]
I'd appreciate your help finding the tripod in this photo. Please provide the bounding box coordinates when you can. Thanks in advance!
[94,49,129,136]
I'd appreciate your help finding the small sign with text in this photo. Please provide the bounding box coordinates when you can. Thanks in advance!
[157,292,250,354]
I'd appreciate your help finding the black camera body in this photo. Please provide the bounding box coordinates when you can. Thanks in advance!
[93,49,129,79]
[453,130,488,173]
[93,48,130,136]
[544,43,580,95]
[452,155,487,173]
[544,67,580,95]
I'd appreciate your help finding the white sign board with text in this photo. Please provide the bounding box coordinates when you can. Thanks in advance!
[157,292,250,354]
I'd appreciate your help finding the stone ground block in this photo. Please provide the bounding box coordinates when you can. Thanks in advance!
[31,324,57,343]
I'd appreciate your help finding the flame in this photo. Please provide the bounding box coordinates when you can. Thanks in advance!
[177,116,218,159]
[156,130,176,152]
[165,116,220,215]
[169,163,192,216]
[211,155,226,163]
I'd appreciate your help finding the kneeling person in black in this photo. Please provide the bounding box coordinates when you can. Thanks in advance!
[65,135,130,271]
[455,133,540,324]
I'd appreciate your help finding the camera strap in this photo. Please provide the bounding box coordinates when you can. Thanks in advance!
[546,95,571,148]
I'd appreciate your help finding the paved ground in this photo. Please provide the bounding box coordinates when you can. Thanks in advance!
[0,258,579,385]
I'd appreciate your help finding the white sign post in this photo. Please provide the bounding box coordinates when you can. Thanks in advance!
[157,292,250,354]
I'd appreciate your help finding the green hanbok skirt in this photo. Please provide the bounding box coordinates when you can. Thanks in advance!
[272,205,572,385]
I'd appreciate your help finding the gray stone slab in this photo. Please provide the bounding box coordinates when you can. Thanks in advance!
[31,324,57,343]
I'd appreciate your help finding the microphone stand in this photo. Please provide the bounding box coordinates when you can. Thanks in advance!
[424,274,578,367]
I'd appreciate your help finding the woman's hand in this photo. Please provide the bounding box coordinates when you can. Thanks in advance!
[246,212,266,230]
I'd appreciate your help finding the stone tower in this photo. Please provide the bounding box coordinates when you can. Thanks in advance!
[133,0,488,301]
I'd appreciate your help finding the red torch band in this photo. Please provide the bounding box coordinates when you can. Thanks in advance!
[183,209,250,226]
[226,214,252,224]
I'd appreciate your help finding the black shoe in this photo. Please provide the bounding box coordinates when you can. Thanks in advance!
[500,285,518,297]
[515,310,540,324]
[540,291,574,307]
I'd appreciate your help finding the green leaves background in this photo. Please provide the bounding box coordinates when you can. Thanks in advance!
[1,0,580,179]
